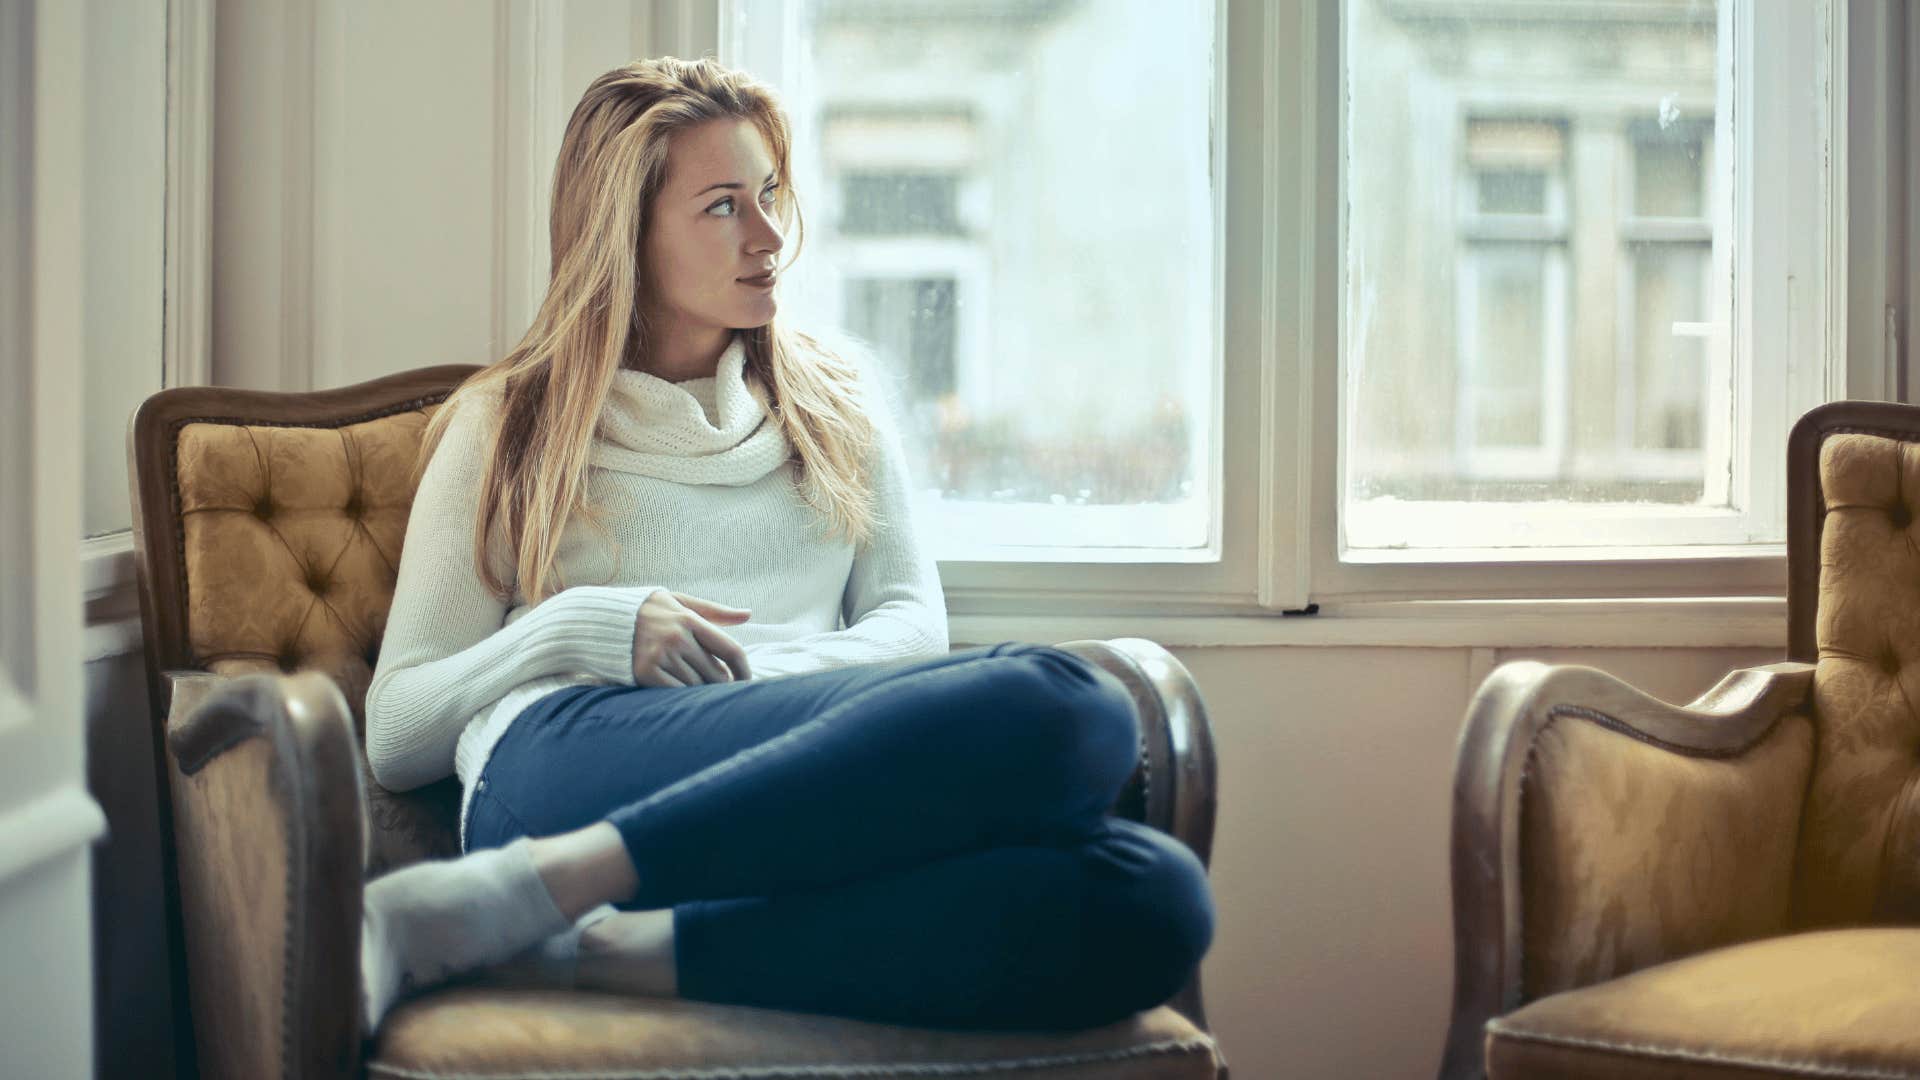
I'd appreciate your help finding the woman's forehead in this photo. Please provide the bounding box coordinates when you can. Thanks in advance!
[665,119,776,195]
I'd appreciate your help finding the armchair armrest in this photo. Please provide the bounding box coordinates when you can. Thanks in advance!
[163,670,368,1080]
[1055,637,1219,1036]
[1439,660,1815,1080]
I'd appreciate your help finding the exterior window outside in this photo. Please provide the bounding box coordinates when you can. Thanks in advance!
[1344,0,1758,549]
[732,0,1217,559]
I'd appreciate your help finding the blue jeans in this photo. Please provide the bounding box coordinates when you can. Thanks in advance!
[463,641,1215,1032]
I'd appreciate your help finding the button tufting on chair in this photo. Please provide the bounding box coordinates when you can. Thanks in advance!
[253,495,275,520]
[1891,501,1913,529]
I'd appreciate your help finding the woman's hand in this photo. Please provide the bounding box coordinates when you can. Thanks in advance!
[632,590,754,687]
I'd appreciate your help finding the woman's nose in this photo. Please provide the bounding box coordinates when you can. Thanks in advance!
[747,205,784,256]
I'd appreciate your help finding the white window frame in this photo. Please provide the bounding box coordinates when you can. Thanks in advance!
[719,0,1287,618]
[533,0,1901,645]
[1338,0,1838,571]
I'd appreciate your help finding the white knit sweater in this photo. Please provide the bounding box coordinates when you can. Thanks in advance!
[364,336,949,843]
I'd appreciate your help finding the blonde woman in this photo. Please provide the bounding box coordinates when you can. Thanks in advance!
[360,56,1214,1036]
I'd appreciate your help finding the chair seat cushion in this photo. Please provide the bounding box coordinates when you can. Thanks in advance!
[370,986,1221,1079]
[1487,928,1920,1078]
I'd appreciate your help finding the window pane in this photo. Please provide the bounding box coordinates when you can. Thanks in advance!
[840,173,963,235]
[1631,121,1709,218]
[1630,244,1709,454]
[1464,247,1548,450]
[732,0,1216,557]
[1477,170,1547,216]
[1345,0,1725,544]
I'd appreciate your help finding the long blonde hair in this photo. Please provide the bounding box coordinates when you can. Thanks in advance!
[419,56,878,604]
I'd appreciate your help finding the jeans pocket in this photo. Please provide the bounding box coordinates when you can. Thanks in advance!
[464,783,532,853]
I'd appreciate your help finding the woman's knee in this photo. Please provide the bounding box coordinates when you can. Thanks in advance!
[980,645,1141,782]
[1077,821,1216,1017]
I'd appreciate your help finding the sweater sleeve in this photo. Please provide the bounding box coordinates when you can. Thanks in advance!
[364,392,657,792]
[742,384,949,680]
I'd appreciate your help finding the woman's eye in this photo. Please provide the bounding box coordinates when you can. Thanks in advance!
[706,197,735,217]
[759,186,779,205]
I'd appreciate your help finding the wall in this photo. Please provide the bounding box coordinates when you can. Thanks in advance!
[1174,643,1776,1079]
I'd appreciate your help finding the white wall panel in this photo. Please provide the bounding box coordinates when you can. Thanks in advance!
[313,1,500,388]
[1173,643,1784,1080]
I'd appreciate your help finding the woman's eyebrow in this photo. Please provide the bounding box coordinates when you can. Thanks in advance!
[691,171,778,199]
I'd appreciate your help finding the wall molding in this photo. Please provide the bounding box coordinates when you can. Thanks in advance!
[0,785,108,888]
[493,0,565,362]
[281,0,317,390]
[1256,0,1315,611]
[163,0,214,390]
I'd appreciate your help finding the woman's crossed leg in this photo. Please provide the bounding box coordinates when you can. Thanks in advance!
[360,643,1215,1032]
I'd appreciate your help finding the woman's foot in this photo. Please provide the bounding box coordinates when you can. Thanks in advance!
[360,838,574,1033]
[469,903,620,990]
[575,908,679,998]
[465,907,678,998]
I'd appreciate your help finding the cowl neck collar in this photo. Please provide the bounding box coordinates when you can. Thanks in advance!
[591,336,792,486]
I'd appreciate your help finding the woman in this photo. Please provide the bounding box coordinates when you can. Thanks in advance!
[361,56,1214,1037]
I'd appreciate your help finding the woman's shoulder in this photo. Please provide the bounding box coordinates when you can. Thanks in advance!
[432,378,507,445]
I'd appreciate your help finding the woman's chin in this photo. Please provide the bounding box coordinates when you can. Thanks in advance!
[732,301,778,330]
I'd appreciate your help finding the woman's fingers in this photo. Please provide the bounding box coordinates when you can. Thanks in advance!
[682,645,732,685]
[674,591,752,624]
[658,651,702,687]
[637,664,687,689]
[688,618,753,682]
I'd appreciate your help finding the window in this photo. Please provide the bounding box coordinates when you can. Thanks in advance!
[839,173,963,236]
[1342,0,1831,557]
[730,0,1218,560]
[712,0,1849,618]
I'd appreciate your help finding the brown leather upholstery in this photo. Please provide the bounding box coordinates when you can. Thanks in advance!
[1487,929,1920,1078]
[373,988,1220,1080]
[173,409,462,877]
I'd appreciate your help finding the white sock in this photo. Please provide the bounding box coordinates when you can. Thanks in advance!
[360,838,573,1033]
[473,903,619,990]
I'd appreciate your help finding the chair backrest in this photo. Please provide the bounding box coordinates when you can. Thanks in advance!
[1787,401,1920,927]
[131,365,480,877]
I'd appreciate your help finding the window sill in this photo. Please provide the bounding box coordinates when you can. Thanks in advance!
[1339,542,1788,565]
[81,533,144,662]
[948,595,1787,649]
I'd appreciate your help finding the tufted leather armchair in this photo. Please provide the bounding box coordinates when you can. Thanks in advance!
[1439,400,1920,1079]
[127,366,1228,1080]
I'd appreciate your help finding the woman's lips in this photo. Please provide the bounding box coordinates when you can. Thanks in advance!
[738,272,776,288]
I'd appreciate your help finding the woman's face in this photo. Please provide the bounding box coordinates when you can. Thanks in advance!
[644,118,785,336]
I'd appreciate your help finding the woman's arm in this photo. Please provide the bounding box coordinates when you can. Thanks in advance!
[364,392,656,791]
[743,392,949,680]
